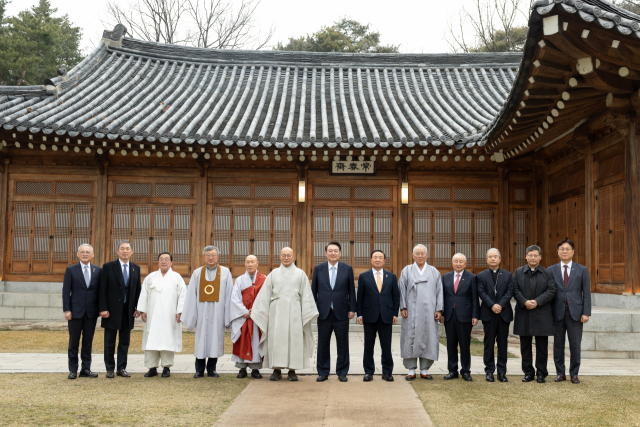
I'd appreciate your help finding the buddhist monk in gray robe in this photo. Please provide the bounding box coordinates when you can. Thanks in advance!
[251,247,318,382]
[399,244,443,381]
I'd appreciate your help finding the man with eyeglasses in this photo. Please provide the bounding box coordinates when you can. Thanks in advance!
[549,238,591,385]
[181,246,233,378]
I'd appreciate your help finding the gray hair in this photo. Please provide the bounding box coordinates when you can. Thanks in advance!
[412,244,428,254]
[452,253,467,262]
[486,248,501,258]
[77,243,94,252]
[117,240,132,250]
[203,245,219,255]
[526,245,542,255]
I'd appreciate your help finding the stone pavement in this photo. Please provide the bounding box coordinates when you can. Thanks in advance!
[2,331,640,376]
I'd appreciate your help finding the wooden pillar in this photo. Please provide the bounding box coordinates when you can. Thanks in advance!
[497,166,510,266]
[193,162,208,272]
[397,164,408,273]
[584,144,596,291]
[531,171,538,251]
[296,163,308,274]
[541,164,550,267]
[94,159,109,266]
[0,156,9,280]
[625,118,640,295]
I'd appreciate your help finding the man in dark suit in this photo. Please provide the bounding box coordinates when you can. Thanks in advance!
[441,253,479,381]
[477,248,514,383]
[513,245,556,383]
[62,244,102,379]
[99,240,141,378]
[549,238,591,384]
[311,240,356,383]
[357,250,399,382]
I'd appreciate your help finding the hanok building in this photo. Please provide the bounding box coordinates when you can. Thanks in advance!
[1,1,639,338]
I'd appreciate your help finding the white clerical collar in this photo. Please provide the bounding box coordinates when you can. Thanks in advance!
[491,269,498,274]
[414,263,426,275]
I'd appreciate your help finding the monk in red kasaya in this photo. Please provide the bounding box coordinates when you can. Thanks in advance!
[229,255,266,379]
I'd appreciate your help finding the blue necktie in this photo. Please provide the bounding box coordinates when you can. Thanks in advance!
[83,265,90,288]
[330,266,336,309]
[122,264,128,303]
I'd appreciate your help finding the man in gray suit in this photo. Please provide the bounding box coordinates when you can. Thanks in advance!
[548,238,591,384]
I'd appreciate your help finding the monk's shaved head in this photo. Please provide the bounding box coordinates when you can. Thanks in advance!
[280,247,294,267]
[245,255,258,262]
[281,247,293,255]
[245,254,259,275]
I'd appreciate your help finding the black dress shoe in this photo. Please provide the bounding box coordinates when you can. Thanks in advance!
[208,371,220,378]
[79,369,98,378]
[363,374,373,382]
[498,374,508,382]
[381,374,394,382]
[316,375,328,382]
[443,372,459,380]
[338,375,348,382]
[251,370,262,379]
[405,374,416,381]
[270,369,282,381]
[522,375,534,382]
[117,370,131,378]
[237,368,248,379]
[462,373,473,382]
[193,372,204,378]
[106,371,114,379]
[162,368,170,378]
[486,373,495,382]
[68,372,77,380]
[144,368,158,378]
[537,375,545,383]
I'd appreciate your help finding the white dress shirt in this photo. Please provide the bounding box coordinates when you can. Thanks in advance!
[79,261,91,282]
[560,260,573,279]
[328,261,339,281]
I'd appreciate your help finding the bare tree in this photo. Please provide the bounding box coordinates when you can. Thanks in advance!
[103,0,273,49]
[446,0,530,53]
[611,0,640,14]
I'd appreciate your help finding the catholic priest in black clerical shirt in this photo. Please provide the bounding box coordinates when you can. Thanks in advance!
[476,248,514,383]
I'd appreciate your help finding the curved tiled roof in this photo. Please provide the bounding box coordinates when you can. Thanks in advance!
[0,37,520,150]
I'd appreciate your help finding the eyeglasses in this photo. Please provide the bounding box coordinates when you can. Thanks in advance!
[558,248,573,252]
[204,254,218,258]
[281,254,293,258]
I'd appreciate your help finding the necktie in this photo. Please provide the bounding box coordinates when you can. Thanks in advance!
[454,273,460,294]
[330,266,336,309]
[563,265,569,305]
[122,264,129,303]
[83,265,90,288]
[376,272,382,293]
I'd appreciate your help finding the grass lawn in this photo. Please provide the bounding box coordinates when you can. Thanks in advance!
[439,337,516,358]
[0,373,247,426]
[0,330,234,354]
[413,376,640,427]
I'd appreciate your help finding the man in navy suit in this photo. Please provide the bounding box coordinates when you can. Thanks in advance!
[312,241,356,382]
[441,253,479,381]
[477,248,514,383]
[549,238,591,385]
[62,244,102,379]
[357,250,399,382]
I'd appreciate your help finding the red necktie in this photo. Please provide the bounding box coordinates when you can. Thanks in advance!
[454,273,460,294]
[563,265,569,305]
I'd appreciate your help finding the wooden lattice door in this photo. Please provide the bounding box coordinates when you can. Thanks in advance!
[596,182,625,292]
[110,204,193,276]
[548,195,586,266]
[212,206,292,276]
[512,209,530,270]
[9,203,93,275]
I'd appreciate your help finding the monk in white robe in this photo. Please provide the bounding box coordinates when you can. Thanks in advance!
[137,252,186,378]
[181,245,233,378]
[251,247,318,381]
[230,255,266,379]
[399,244,443,381]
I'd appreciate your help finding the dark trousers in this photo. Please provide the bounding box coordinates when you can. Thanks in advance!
[104,302,131,371]
[363,314,393,376]
[554,305,583,376]
[483,315,510,375]
[444,314,473,375]
[520,336,548,377]
[195,357,218,374]
[317,309,350,376]
[67,313,97,373]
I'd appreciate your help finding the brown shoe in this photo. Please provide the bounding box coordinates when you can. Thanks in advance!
[554,374,566,382]
[287,370,298,381]
[106,371,114,379]
[571,375,580,384]
[420,374,433,380]
[270,369,282,381]
[117,370,131,378]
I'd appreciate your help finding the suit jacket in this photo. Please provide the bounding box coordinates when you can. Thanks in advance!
[62,262,102,319]
[477,268,514,323]
[549,261,592,322]
[442,270,479,323]
[99,259,141,330]
[356,269,399,325]
[513,265,556,336]
[311,261,357,321]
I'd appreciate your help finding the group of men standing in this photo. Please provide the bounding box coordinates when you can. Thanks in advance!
[63,237,590,384]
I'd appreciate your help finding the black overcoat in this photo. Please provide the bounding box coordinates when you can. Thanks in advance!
[98,259,141,330]
[513,264,556,336]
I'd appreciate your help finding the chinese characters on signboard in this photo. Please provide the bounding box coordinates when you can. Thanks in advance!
[331,160,376,175]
